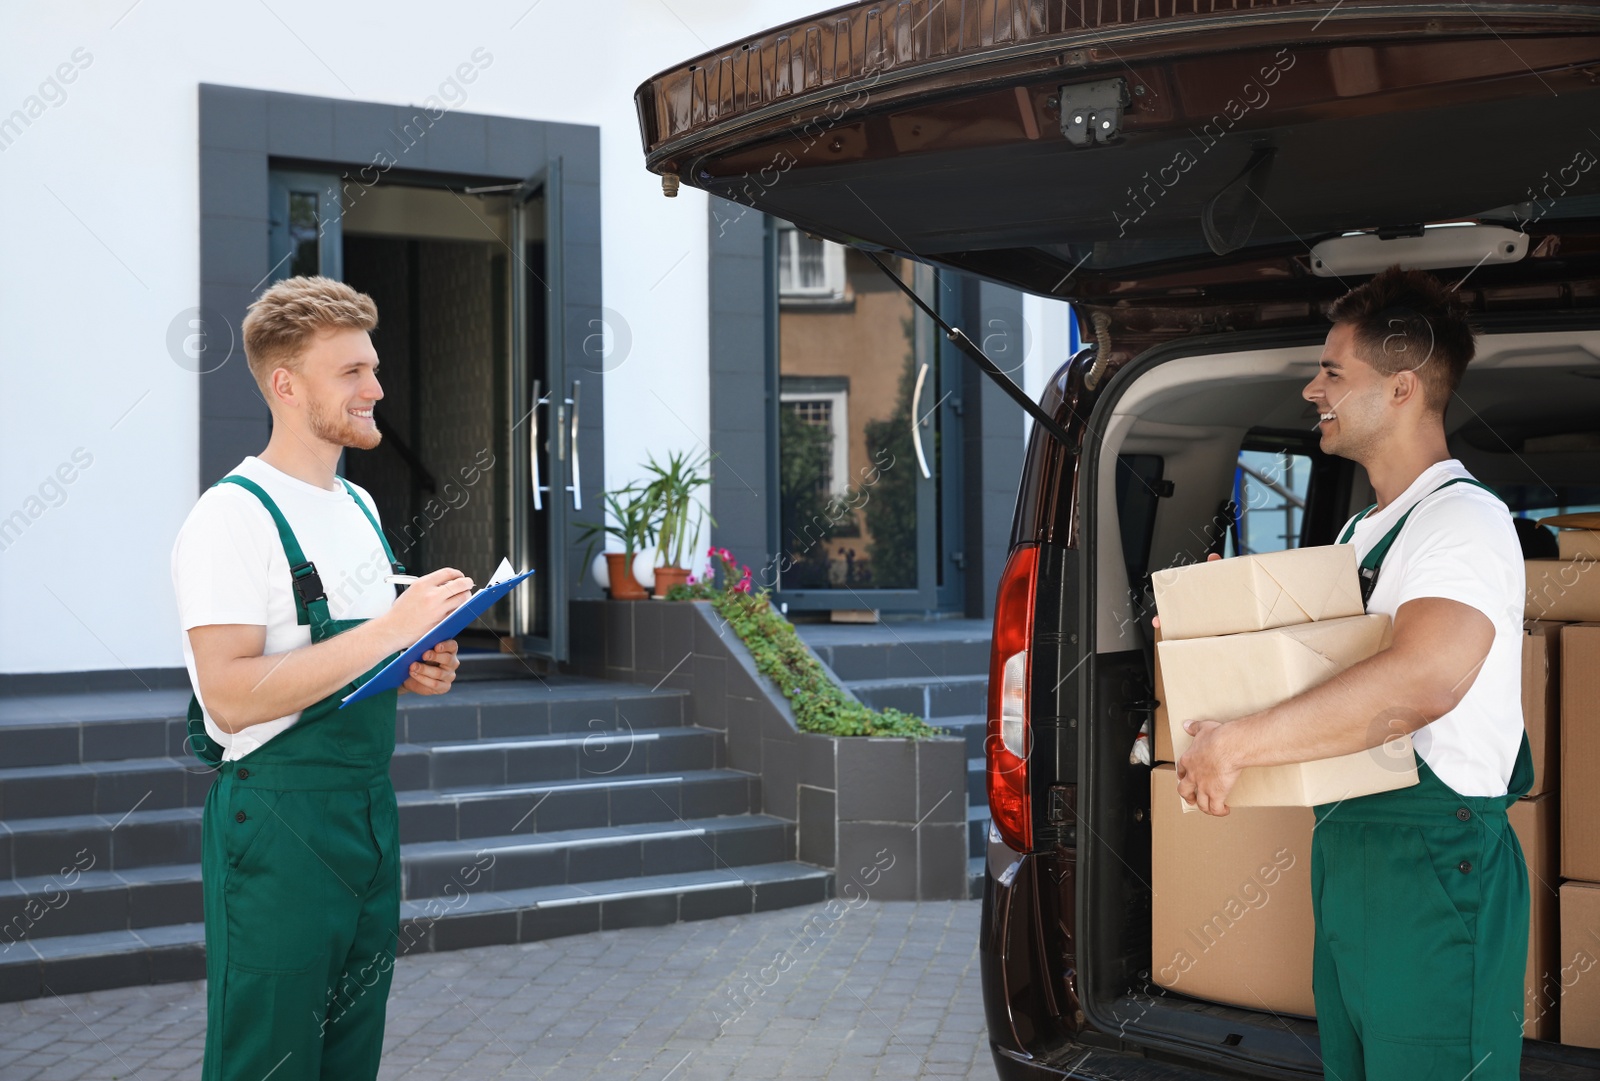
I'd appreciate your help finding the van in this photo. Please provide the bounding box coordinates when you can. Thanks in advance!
[635,2,1600,1076]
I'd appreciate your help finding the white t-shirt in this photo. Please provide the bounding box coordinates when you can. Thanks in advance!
[1337,459,1525,797]
[170,456,397,760]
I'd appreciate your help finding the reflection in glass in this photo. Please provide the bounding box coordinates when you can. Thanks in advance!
[776,226,924,590]
[288,191,321,277]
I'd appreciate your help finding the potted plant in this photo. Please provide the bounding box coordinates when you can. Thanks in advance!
[642,449,716,597]
[577,485,657,600]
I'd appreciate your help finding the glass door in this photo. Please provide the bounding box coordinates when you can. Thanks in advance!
[509,164,574,659]
[770,222,955,611]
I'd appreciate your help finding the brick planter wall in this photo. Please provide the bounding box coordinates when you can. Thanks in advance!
[570,599,970,901]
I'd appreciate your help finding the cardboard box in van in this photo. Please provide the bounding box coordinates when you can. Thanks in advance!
[1150,765,1315,1016]
[1559,881,1600,1049]
[1151,545,1364,641]
[1527,559,1600,622]
[1153,624,1173,764]
[1157,613,1418,809]
[1509,793,1560,1040]
[1558,530,1600,562]
[1522,620,1564,799]
[1561,623,1600,881]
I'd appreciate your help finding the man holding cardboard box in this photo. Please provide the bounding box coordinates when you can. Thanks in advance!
[1173,267,1533,1081]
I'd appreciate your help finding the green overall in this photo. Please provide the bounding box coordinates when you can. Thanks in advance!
[1313,478,1534,1081]
[184,474,406,1081]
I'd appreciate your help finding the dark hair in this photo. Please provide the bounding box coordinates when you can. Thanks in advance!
[1328,265,1475,416]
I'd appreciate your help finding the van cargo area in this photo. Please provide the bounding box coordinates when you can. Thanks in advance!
[992,326,1600,1077]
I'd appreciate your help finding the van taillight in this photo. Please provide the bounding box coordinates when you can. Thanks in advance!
[987,544,1038,852]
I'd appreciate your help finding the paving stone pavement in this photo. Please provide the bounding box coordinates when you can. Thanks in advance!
[0,900,995,1080]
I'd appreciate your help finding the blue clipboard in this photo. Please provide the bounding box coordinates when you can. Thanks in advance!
[340,567,536,707]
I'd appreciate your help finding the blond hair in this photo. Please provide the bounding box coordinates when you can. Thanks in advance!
[242,276,378,396]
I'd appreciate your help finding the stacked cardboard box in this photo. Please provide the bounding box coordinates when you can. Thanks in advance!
[1151,545,1417,810]
[1559,621,1600,1048]
[1149,544,1403,1016]
[1149,765,1316,1015]
[1518,513,1600,1047]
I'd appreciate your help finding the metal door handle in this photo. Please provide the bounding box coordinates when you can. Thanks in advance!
[567,379,582,510]
[529,379,550,511]
[911,362,931,479]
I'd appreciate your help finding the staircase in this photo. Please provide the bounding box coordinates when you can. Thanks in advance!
[793,620,992,898]
[0,663,827,1003]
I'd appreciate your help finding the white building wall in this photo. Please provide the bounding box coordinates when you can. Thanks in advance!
[0,0,824,676]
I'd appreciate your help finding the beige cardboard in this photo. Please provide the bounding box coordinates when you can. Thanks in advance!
[1158,614,1418,810]
[1153,624,1173,764]
[1559,881,1600,1049]
[1522,621,1564,799]
[1151,545,1364,641]
[1150,765,1316,1016]
[1558,530,1600,562]
[1561,624,1600,881]
[1527,559,1600,622]
[1510,794,1559,1040]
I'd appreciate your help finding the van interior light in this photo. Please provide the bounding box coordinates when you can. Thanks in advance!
[1309,224,1528,278]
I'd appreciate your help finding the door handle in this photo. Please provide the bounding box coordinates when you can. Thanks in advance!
[911,362,932,479]
[566,379,582,510]
[529,379,550,511]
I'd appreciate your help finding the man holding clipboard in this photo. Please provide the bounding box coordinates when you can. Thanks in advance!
[170,276,473,1081]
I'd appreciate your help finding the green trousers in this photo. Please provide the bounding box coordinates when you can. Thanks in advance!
[1311,734,1533,1081]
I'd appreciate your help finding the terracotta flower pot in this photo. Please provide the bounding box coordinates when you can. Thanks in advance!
[653,565,691,597]
[605,552,648,600]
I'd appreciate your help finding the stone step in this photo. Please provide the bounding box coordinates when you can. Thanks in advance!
[0,678,689,768]
[936,714,986,758]
[0,769,762,877]
[0,727,720,823]
[969,802,990,860]
[0,861,832,1004]
[846,674,987,720]
[0,815,795,947]
[800,636,991,682]
[968,756,986,806]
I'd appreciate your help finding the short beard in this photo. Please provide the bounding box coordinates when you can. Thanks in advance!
[308,397,381,451]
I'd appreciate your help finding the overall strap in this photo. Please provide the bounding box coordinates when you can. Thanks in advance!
[337,477,405,575]
[1343,477,1500,605]
[213,475,328,627]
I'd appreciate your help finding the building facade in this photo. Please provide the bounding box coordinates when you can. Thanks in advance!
[0,0,1077,688]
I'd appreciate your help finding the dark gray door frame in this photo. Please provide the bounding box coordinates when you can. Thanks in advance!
[196,84,608,631]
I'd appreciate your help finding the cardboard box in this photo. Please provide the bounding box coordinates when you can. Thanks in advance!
[1509,794,1560,1039]
[1561,624,1600,881]
[1558,529,1600,562]
[1522,621,1564,799]
[1150,765,1316,1016]
[1151,544,1364,641]
[1158,614,1418,809]
[1527,559,1600,622]
[1153,624,1173,764]
[1559,881,1600,1049]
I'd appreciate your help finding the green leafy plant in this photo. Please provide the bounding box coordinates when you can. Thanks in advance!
[670,548,944,739]
[576,484,658,566]
[642,449,715,569]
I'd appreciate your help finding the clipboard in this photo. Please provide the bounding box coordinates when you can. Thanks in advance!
[340,562,535,708]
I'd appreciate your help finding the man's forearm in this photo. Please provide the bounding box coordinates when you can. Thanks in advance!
[207,619,402,731]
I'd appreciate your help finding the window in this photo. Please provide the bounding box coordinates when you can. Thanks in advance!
[779,385,849,497]
[1230,448,1312,555]
[777,224,847,301]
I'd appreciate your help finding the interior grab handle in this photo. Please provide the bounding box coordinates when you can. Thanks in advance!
[911,362,932,479]
[567,380,582,510]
